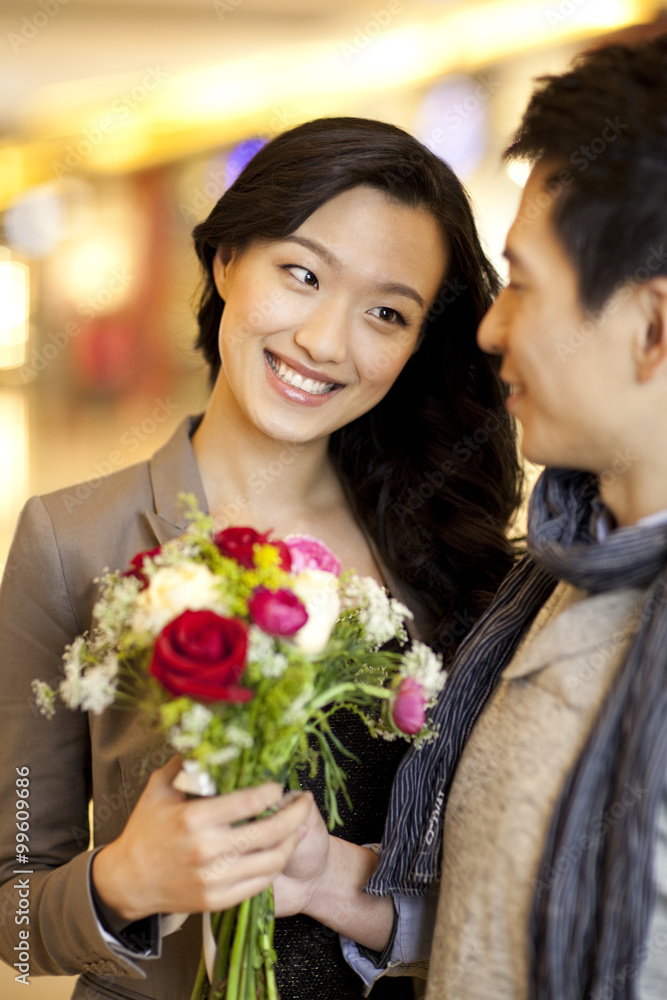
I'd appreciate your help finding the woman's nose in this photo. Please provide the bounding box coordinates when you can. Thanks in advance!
[294,303,348,365]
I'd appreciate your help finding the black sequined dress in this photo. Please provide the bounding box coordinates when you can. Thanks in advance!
[273,708,415,1000]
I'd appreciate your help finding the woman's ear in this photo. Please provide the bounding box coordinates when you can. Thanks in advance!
[634,277,667,382]
[212,246,236,298]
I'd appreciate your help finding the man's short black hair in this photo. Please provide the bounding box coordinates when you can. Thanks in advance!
[505,33,667,311]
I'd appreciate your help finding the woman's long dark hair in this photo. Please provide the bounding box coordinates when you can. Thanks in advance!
[193,117,522,656]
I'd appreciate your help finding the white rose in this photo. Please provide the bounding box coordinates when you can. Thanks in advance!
[132,563,222,634]
[291,569,340,654]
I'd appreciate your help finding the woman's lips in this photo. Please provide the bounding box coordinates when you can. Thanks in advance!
[264,351,344,407]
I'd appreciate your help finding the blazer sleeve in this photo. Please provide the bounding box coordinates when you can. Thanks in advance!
[0,497,150,979]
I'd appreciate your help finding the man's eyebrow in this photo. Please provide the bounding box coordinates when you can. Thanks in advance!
[280,235,426,310]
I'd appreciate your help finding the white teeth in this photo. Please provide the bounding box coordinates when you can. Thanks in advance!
[267,352,335,395]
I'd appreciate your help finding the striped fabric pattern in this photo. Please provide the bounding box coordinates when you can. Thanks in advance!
[368,467,667,1000]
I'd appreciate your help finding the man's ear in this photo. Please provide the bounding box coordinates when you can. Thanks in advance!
[634,276,667,382]
[212,246,236,298]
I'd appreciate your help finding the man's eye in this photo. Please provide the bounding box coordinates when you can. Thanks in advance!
[282,265,319,288]
[368,306,406,326]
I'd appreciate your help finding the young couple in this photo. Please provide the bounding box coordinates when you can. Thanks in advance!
[1,32,666,1000]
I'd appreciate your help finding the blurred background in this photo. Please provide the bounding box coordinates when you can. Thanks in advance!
[0,2,665,990]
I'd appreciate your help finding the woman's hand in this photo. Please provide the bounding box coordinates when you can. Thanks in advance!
[272,791,332,917]
[274,796,395,953]
[92,755,313,924]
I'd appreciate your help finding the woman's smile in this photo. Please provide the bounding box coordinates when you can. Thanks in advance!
[264,349,343,404]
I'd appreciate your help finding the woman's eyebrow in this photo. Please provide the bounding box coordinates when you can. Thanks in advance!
[280,235,426,309]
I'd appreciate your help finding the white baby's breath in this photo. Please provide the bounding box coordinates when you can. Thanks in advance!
[225,724,254,750]
[400,641,447,704]
[60,652,119,714]
[247,626,289,678]
[207,745,242,766]
[92,574,142,648]
[341,574,412,649]
[31,680,56,720]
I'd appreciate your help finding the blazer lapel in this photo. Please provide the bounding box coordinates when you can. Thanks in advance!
[143,415,209,546]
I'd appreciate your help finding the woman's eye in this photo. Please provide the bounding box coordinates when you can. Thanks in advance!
[368,306,406,326]
[282,265,318,288]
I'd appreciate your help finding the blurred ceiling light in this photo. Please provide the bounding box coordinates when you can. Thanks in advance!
[507,159,532,188]
[2,0,659,191]
[225,137,266,188]
[5,185,66,259]
[55,236,132,314]
[0,252,29,370]
[414,75,489,179]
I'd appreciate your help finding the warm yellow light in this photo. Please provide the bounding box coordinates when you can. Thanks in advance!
[0,255,29,370]
[4,0,660,181]
[507,160,532,188]
[0,390,28,527]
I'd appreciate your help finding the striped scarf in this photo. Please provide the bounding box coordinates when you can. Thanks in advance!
[368,467,667,1000]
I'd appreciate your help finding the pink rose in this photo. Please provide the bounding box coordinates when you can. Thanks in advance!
[248,587,308,636]
[213,527,291,571]
[284,535,341,576]
[150,609,251,703]
[392,677,426,735]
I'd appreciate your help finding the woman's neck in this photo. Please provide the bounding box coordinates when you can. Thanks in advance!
[192,397,342,533]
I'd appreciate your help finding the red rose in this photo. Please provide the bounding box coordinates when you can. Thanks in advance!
[213,526,291,570]
[248,587,308,636]
[123,547,161,589]
[150,610,251,703]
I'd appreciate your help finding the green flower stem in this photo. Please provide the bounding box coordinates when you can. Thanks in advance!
[226,896,252,999]
[189,948,210,1000]
[309,682,391,713]
[263,889,278,1000]
[211,907,238,998]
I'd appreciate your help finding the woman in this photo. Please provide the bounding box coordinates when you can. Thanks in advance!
[0,117,521,1000]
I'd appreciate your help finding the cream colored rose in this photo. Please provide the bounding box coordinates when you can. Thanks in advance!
[132,564,222,634]
[290,569,340,654]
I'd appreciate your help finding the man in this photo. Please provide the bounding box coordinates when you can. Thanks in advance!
[274,32,667,1000]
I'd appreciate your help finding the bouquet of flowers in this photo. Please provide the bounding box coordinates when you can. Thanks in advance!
[33,496,446,1000]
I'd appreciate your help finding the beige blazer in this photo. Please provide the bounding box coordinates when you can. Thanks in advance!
[0,417,211,1000]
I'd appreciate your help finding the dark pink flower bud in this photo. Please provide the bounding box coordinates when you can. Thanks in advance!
[248,587,308,636]
[392,677,426,735]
